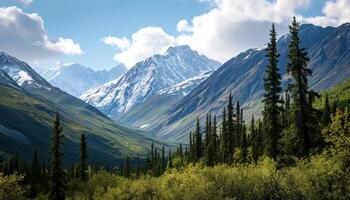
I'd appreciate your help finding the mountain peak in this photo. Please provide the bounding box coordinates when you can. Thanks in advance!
[165,45,195,56]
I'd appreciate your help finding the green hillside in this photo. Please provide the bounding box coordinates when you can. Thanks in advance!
[0,84,166,166]
[314,78,350,109]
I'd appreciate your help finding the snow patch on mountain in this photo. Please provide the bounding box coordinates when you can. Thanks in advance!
[41,62,127,97]
[81,45,220,117]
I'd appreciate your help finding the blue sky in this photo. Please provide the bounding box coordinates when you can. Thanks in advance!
[0,0,349,71]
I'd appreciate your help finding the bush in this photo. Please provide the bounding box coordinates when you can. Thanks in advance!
[0,173,24,200]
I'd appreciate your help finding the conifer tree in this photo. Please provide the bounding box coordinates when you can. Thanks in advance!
[30,150,40,198]
[151,143,154,173]
[119,163,124,177]
[286,17,318,157]
[136,155,140,179]
[179,144,183,166]
[322,95,331,126]
[263,23,283,159]
[241,125,248,163]
[78,134,88,182]
[161,146,166,172]
[125,156,130,178]
[49,112,65,200]
[167,150,173,169]
[251,115,259,164]
[212,115,218,163]
[227,94,235,151]
[220,108,229,163]
[189,132,193,162]
[194,117,203,162]
[235,101,241,149]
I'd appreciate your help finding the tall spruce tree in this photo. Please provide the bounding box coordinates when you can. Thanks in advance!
[78,134,88,182]
[49,112,65,200]
[136,155,140,179]
[235,101,241,149]
[240,124,248,163]
[286,17,318,157]
[168,150,173,169]
[161,146,166,172]
[263,23,283,159]
[251,115,259,164]
[220,108,229,163]
[30,150,40,198]
[125,156,130,178]
[194,117,203,162]
[227,94,235,151]
[322,95,331,126]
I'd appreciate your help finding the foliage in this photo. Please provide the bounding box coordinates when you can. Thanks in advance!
[0,173,24,200]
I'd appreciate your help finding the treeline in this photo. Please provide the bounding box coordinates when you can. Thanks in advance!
[0,113,90,199]
[163,17,347,169]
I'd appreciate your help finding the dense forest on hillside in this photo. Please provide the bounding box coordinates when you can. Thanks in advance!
[1,18,350,200]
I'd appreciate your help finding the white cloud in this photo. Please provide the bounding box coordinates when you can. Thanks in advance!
[102,36,130,50]
[305,0,350,27]
[177,19,192,32]
[104,27,176,68]
[104,0,350,67]
[104,0,310,66]
[17,0,33,5]
[0,6,82,64]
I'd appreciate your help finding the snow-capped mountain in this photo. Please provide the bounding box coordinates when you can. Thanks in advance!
[80,45,220,118]
[157,71,213,96]
[41,63,127,97]
[117,70,214,130]
[148,23,350,142]
[0,50,51,89]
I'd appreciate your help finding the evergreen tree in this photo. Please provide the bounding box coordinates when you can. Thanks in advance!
[189,132,193,162]
[241,124,248,163]
[193,117,203,162]
[212,115,218,163]
[161,146,166,172]
[124,156,130,178]
[263,23,283,159]
[179,144,183,166]
[30,150,40,198]
[227,94,235,151]
[78,134,88,182]
[167,150,173,169]
[251,115,259,164]
[151,143,154,173]
[322,94,331,126]
[49,112,65,200]
[136,155,140,179]
[220,108,229,163]
[286,17,319,157]
[235,101,241,149]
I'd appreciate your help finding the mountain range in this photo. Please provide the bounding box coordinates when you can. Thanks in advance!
[80,45,220,118]
[118,23,350,142]
[0,50,163,165]
[40,63,127,97]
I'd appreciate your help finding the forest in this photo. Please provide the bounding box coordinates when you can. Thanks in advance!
[1,18,350,200]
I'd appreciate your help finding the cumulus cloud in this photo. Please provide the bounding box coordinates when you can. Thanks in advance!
[305,0,350,27]
[17,0,33,5]
[103,27,176,68]
[0,6,82,63]
[102,36,130,50]
[104,0,310,67]
[104,0,350,67]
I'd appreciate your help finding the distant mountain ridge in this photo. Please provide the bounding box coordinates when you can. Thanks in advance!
[142,23,350,142]
[0,50,163,165]
[40,63,127,97]
[80,45,220,118]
